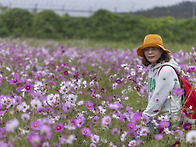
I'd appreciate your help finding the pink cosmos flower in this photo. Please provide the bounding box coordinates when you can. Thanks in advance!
[28,132,42,147]
[40,125,53,140]
[159,121,170,128]
[187,67,195,73]
[128,140,137,147]
[0,127,7,138]
[81,127,91,136]
[127,123,137,131]
[139,126,150,136]
[31,120,42,131]
[24,83,33,92]
[5,118,19,132]
[53,123,64,132]
[101,115,111,125]
[132,112,142,124]
[154,134,163,140]
[111,128,120,135]
[173,88,184,96]
[85,101,94,111]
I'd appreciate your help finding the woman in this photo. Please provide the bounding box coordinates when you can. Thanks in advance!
[137,34,182,121]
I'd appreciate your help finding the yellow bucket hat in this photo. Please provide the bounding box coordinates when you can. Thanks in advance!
[137,34,171,57]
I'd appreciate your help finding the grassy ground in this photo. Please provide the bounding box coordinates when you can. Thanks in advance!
[8,37,196,52]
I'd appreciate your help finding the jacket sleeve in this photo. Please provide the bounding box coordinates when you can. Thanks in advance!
[143,66,177,118]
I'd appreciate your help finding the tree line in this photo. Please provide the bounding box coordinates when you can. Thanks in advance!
[0,8,196,44]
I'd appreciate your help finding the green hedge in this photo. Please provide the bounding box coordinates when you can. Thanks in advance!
[0,8,196,43]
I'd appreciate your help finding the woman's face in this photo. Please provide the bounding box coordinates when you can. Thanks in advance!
[144,47,163,66]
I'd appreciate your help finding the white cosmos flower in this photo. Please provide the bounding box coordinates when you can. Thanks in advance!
[186,130,196,143]
[30,99,42,109]
[5,118,19,132]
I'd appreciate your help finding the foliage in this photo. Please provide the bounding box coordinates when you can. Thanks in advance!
[133,1,196,19]
[32,10,62,39]
[2,8,33,37]
[0,8,196,44]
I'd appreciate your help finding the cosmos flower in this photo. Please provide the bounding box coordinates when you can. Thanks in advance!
[101,115,112,125]
[81,127,91,136]
[40,125,53,140]
[91,134,100,144]
[85,101,94,111]
[128,140,137,147]
[17,101,30,112]
[159,121,170,128]
[173,88,184,96]
[24,82,33,92]
[5,118,19,132]
[53,123,64,132]
[0,127,7,138]
[28,132,42,147]
[183,122,192,131]
[111,128,120,135]
[139,126,150,136]
[154,134,163,140]
[21,113,31,122]
[31,120,42,131]
[127,123,137,131]
[186,130,196,144]
[30,99,42,109]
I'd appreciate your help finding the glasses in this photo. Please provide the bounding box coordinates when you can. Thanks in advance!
[144,47,160,52]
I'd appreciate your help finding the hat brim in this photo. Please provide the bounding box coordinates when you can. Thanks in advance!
[137,43,171,57]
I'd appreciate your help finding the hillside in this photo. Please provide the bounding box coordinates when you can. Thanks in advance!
[130,1,196,19]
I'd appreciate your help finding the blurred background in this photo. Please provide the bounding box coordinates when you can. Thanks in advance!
[0,0,195,17]
[0,0,195,48]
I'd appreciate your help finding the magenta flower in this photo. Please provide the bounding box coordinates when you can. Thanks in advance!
[159,121,170,128]
[127,123,137,131]
[0,127,7,138]
[111,128,120,135]
[24,83,33,92]
[64,71,69,75]
[85,101,94,110]
[49,81,56,86]
[0,77,5,83]
[154,134,163,140]
[40,125,53,140]
[62,102,72,113]
[132,112,142,124]
[75,117,85,128]
[173,88,184,96]
[101,115,111,125]
[5,118,19,132]
[81,127,91,136]
[31,120,42,131]
[53,123,64,132]
[187,67,195,73]
[9,73,20,85]
[183,123,192,131]
[91,116,99,124]
[28,132,42,147]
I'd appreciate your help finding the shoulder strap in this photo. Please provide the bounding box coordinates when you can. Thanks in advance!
[158,64,178,76]
[158,64,185,105]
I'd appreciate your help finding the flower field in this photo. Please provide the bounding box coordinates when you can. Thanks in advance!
[0,38,195,147]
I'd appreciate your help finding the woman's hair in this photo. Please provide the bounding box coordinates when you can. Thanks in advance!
[142,50,171,66]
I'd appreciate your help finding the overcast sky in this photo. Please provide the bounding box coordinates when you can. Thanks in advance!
[0,0,193,16]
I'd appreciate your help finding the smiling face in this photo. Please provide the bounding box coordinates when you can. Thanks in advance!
[144,47,163,66]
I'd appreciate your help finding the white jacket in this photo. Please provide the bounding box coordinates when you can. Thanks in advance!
[143,59,182,121]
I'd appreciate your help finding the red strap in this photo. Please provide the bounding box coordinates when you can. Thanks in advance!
[158,64,179,76]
